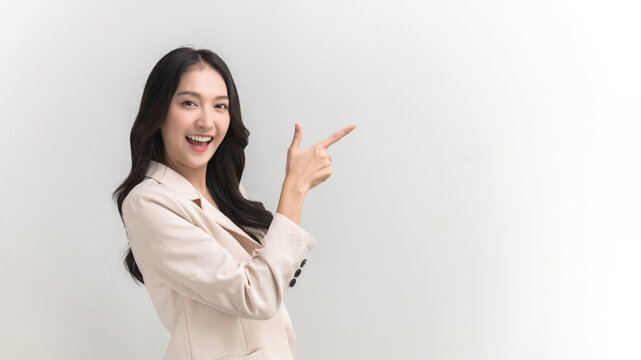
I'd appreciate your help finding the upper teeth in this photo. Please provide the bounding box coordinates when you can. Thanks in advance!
[187,135,212,142]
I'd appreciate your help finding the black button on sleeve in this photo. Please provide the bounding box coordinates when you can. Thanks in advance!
[289,278,297,287]
[300,259,307,268]
[294,269,301,277]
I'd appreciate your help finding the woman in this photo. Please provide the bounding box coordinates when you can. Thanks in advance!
[112,46,355,360]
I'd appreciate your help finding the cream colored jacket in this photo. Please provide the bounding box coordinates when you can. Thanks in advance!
[121,160,316,360]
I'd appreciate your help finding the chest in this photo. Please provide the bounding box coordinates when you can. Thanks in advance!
[188,195,263,261]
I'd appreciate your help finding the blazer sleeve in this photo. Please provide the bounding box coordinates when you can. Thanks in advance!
[121,185,316,320]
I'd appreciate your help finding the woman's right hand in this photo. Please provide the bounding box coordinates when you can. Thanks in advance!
[283,123,357,193]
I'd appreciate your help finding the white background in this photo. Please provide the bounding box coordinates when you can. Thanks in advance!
[1,1,639,359]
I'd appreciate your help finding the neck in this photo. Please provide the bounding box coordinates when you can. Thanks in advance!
[165,159,209,195]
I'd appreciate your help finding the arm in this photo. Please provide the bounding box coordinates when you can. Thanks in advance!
[276,179,306,226]
[122,186,315,320]
[239,180,305,226]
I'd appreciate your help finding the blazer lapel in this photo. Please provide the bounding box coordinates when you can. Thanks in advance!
[198,194,263,255]
[145,160,262,253]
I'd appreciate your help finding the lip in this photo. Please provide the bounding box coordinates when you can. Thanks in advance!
[185,136,213,152]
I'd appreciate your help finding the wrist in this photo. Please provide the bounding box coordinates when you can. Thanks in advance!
[282,177,307,197]
[277,179,306,225]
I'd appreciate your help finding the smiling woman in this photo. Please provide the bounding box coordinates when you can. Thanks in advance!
[111,46,355,360]
[161,64,231,176]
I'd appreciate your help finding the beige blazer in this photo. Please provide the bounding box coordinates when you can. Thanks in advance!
[121,160,316,360]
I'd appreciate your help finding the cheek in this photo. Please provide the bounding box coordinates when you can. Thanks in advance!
[164,112,190,137]
[174,113,193,129]
[217,116,231,137]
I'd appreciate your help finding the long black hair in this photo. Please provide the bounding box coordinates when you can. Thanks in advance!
[112,47,273,285]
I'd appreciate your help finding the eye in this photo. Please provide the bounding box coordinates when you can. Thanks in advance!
[215,103,229,110]
[181,100,196,107]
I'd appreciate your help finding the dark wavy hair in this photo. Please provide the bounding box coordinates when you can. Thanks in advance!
[112,47,273,285]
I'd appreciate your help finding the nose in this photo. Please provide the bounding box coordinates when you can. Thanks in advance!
[195,106,216,130]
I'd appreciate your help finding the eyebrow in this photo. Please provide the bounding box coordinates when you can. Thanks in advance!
[175,91,228,100]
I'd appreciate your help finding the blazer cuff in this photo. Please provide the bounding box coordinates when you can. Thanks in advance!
[271,212,316,250]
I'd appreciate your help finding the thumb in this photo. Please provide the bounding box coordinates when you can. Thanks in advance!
[290,123,302,150]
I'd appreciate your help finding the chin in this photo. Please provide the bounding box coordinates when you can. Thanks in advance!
[190,158,212,167]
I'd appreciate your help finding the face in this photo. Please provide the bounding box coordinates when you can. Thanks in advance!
[160,63,230,174]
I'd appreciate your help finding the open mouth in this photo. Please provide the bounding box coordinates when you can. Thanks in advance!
[185,136,213,151]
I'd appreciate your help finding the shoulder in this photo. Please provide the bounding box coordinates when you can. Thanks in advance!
[122,178,189,220]
[123,178,171,205]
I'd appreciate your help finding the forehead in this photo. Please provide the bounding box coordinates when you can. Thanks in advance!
[175,64,228,96]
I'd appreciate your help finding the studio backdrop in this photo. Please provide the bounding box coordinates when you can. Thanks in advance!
[1,1,639,359]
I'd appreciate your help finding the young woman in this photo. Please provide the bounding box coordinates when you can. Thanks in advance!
[112,47,355,360]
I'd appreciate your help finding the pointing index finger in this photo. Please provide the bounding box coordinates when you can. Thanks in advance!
[318,124,357,149]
